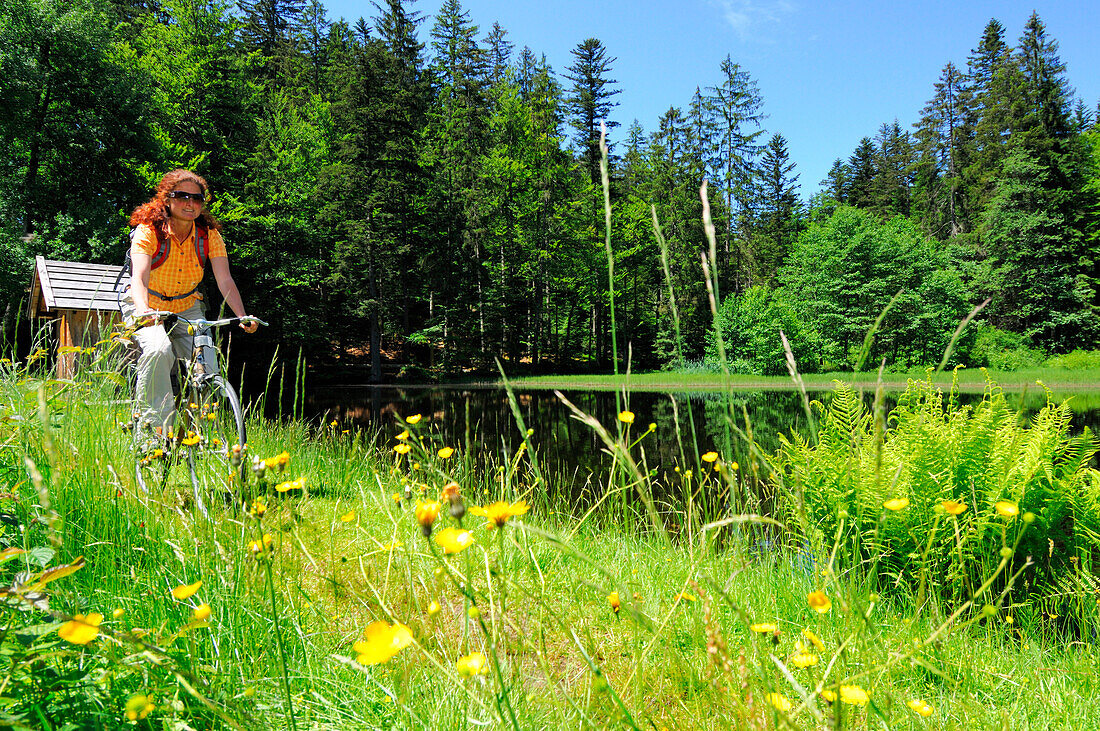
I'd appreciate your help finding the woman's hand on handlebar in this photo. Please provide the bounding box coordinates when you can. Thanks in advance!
[239,316,260,334]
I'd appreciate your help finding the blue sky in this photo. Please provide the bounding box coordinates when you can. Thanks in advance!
[322,0,1098,197]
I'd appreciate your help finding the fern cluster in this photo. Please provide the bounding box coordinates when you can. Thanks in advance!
[770,374,1100,631]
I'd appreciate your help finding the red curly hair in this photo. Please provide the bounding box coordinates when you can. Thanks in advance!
[129,169,222,233]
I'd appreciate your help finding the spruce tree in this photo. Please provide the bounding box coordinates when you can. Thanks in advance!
[913,62,971,239]
[754,133,802,285]
[846,137,876,209]
[564,37,621,187]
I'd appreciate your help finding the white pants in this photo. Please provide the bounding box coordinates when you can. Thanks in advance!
[121,294,205,435]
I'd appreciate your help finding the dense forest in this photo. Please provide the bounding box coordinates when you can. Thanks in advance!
[3,0,1099,379]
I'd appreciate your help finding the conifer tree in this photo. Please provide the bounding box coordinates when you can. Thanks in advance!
[703,56,766,295]
[753,133,802,285]
[564,37,621,187]
[846,137,876,209]
[913,62,971,238]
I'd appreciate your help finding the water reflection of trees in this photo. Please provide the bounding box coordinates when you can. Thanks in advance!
[302,386,1100,506]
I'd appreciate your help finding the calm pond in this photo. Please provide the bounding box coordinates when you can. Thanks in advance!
[300,384,1100,499]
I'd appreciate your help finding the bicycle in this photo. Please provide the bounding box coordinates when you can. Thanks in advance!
[129,312,267,516]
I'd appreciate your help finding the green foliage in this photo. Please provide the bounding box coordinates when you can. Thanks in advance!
[780,206,972,369]
[708,286,820,375]
[772,377,1100,628]
[963,323,1047,370]
[1045,349,1100,370]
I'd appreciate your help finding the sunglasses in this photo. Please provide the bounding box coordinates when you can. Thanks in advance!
[168,191,206,203]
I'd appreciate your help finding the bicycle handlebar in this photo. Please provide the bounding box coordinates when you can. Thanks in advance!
[138,311,269,330]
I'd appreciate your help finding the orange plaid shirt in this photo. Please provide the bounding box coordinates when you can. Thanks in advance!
[131,223,227,313]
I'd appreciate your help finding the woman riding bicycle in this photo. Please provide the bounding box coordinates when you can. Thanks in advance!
[120,169,258,439]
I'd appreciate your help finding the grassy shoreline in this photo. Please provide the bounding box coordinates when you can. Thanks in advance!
[5,361,1100,728]
[496,367,1100,392]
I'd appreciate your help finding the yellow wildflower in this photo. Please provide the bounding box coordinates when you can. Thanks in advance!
[467,606,481,619]
[275,477,305,493]
[393,443,411,455]
[907,698,934,717]
[171,580,202,600]
[701,451,719,463]
[807,590,832,614]
[112,608,125,619]
[437,446,455,459]
[406,414,422,424]
[396,429,410,440]
[125,694,155,722]
[941,499,967,515]
[340,511,356,523]
[58,613,103,645]
[434,527,475,555]
[248,499,267,518]
[618,410,635,424]
[248,534,274,555]
[819,689,837,703]
[469,500,530,528]
[264,451,290,471]
[608,592,621,613]
[456,652,489,678]
[995,501,1019,518]
[427,601,441,617]
[800,628,827,650]
[883,497,909,511]
[193,604,212,621]
[750,622,778,634]
[839,684,869,706]
[766,693,791,712]
[415,500,441,533]
[674,591,698,603]
[352,621,413,665]
[181,432,200,446]
[790,652,819,668]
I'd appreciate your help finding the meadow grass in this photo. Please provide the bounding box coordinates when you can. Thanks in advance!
[3,350,1100,729]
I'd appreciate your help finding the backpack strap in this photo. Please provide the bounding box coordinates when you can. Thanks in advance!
[194,224,208,268]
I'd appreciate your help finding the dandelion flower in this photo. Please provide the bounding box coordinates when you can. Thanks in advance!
[883,497,909,511]
[791,652,819,668]
[193,604,212,621]
[701,451,719,463]
[674,591,698,603]
[456,652,489,677]
[434,527,475,555]
[801,628,825,650]
[415,500,441,534]
[437,446,455,459]
[353,621,413,665]
[275,477,305,493]
[765,693,791,712]
[819,689,837,703]
[941,499,967,515]
[125,694,155,722]
[839,684,869,706]
[112,608,125,619]
[995,501,1019,518]
[58,613,103,645]
[264,451,290,471]
[618,411,635,424]
[406,414,422,424]
[340,511,356,523]
[750,622,778,634]
[393,443,411,455]
[907,698,934,717]
[181,433,200,446]
[608,592,621,613]
[248,499,267,518]
[807,590,832,614]
[469,500,530,529]
[171,580,202,600]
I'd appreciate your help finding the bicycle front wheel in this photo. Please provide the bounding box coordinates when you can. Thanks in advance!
[183,376,247,514]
